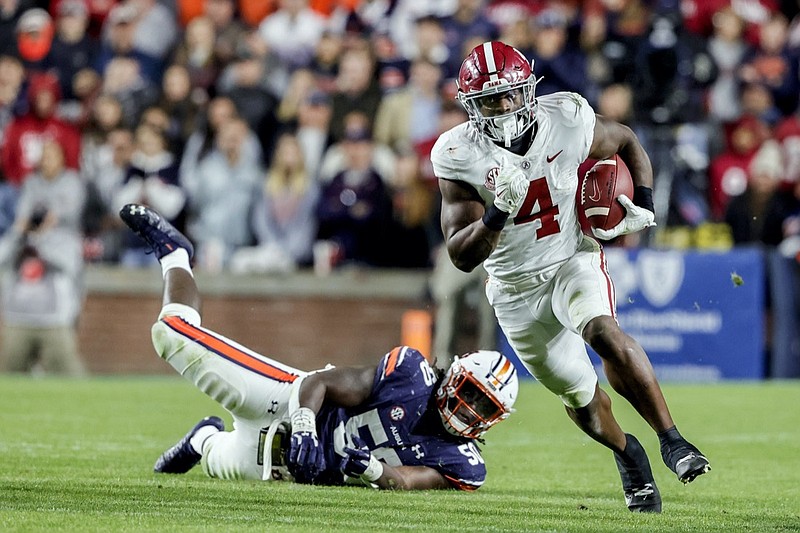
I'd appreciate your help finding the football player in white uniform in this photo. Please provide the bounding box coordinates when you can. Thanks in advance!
[118,203,519,491]
[433,41,710,512]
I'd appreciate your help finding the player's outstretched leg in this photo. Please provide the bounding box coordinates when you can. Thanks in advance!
[119,204,194,260]
[154,416,225,473]
[614,434,661,513]
[659,427,711,484]
[584,316,711,484]
[119,203,199,309]
[566,385,662,513]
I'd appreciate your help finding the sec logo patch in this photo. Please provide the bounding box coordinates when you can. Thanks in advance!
[485,167,499,191]
[390,406,405,421]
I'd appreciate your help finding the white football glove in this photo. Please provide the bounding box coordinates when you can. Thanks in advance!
[591,194,656,241]
[493,157,529,214]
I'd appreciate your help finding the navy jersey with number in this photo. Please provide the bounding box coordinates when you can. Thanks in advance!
[315,346,487,490]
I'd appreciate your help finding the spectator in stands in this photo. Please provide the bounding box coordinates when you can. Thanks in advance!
[187,117,261,272]
[774,108,800,183]
[95,3,163,85]
[256,0,326,71]
[309,31,343,93]
[760,164,800,249]
[169,15,220,99]
[99,56,160,129]
[0,139,86,376]
[14,8,55,72]
[409,15,452,76]
[48,0,97,102]
[0,0,33,58]
[0,53,25,145]
[1,71,81,187]
[179,95,263,192]
[738,12,799,118]
[216,30,284,157]
[384,150,433,268]
[128,0,178,64]
[316,124,393,267]
[708,114,770,220]
[80,93,124,173]
[440,0,499,79]
[155,64,202,157]
[371,30,410,94]
[82,126,134,263]
[373,57,443,153]
[681,0,780,47]
[114,123,185,267]
[318,110,395,184]
[204,0,248,68]
[276,68,319,128]
[295,89,332,181]
[725,139,785,244]
[706,7,751,124]
[328,41,383,143]
[527,7,591,98]
[240,131,319,272]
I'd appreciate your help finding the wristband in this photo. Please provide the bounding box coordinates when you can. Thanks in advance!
[633,186,654,215]
[290,407,316,434]
[482,204,510,231]
[360,454,384,482]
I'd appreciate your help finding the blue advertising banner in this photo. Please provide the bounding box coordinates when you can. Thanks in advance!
[500,248,766,381]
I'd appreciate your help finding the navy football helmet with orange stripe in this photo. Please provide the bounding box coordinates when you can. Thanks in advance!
[436,350,519,439]
[456,41,538,147]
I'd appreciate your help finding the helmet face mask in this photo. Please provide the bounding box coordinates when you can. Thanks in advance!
[436,350,519,439]
[456,41,538,147]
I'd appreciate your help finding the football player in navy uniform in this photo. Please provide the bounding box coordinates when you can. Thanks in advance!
[120,203,518,491]
[433,41,711,511]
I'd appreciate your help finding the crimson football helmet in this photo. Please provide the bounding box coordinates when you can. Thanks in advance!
[456,41,538,147]
[436,350,519,439]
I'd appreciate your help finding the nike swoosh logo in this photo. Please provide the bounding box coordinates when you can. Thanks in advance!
[546,150,563,163]
[588,178,602,202]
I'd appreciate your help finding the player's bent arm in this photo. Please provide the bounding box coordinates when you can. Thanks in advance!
[373,464,452,490]
[589,115,653,189]
[439,178,501,272]
[298,365,376,412]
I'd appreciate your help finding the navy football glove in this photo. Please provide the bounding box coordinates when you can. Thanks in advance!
[287,407,326,482]
[340,434,383,482]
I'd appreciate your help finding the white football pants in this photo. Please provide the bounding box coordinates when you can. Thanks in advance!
[486,236,615,408]
[151,303,307,480]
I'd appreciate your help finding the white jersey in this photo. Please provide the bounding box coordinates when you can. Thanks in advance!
[432,92,596,284]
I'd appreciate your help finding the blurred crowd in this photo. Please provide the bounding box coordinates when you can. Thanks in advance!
[2,0,800,271]
[2,0,800,373]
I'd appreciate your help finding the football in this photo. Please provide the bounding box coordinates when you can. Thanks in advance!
[579,154,634,234]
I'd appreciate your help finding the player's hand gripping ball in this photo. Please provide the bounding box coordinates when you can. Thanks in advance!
[580,154,655,240]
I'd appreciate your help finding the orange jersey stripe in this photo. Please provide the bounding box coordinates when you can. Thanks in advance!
[384,346,402,377]
[162,315,299,383]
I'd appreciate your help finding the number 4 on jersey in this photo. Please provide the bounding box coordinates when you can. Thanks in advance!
[512,177,561,238]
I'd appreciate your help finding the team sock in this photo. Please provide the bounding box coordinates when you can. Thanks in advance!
[657,426,683,449]
[160,248,193,279]
[189,425,220,454]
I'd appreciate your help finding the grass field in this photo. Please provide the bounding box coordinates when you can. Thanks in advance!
[1,375,798,532]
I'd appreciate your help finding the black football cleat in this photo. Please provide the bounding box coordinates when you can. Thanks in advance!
[615,434,662,513]
[154,416,225,474]
[119,203,194,260]
[662,440,711,484]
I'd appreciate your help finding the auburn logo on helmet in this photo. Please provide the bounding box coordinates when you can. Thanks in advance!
[485,167,499,191]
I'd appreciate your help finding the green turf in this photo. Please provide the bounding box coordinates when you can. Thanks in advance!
[1,376,798,532]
